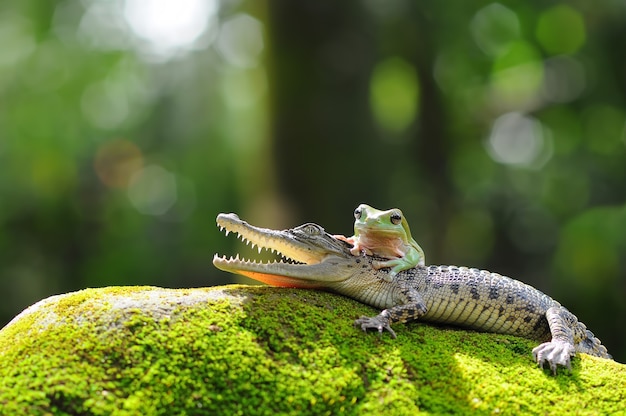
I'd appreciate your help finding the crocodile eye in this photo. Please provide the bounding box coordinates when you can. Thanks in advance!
[354,208,362,220]
[303,224,320,235]
[390,212,402,225]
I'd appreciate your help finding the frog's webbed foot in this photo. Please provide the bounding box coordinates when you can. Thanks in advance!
[532,340,575,374]
[372,259,404,282]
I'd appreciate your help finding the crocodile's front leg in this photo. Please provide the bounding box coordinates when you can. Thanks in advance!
[532,306,577,374]
[354,286,427,338]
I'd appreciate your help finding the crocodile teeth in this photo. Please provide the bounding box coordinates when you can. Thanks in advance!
[215,222,307,266]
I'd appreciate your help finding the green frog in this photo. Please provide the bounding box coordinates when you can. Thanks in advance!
[335,203,425,281]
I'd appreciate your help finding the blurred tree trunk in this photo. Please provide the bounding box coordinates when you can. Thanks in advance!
[267,1,452,252]
[266,2,377,232]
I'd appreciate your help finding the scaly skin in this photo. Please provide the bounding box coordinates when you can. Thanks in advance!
[335,204,425,282]
[213,213,612,374]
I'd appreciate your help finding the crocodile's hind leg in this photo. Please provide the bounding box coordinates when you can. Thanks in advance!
[574,327,612,359]
[532,306,576,374]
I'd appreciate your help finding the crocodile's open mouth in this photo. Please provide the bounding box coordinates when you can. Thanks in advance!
[213,213,352,288]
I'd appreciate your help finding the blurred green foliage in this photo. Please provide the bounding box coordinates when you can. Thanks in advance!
[1,1,625,362]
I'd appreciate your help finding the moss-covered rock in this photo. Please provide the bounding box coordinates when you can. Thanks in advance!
[0,285,624,415]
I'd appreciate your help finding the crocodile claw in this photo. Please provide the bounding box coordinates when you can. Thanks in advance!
[354,316,397,338]
[532,340,575,374]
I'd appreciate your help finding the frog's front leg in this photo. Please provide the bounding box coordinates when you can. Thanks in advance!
[333,234,373,256]
[372,258,409,281]
[372,248,424,282]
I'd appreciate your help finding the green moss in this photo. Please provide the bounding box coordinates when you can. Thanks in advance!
[1,285,625,415]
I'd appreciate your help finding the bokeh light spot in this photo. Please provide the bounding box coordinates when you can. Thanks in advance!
[216,14,265,68]
[77,1,129,51]
[128,165,178,216]
[0,12,36,68]
[80,61,152,131]
[94,140,143,189]
[124,0,217,59]
[536,5,586,55]
[369,57,420,134]
[470,3,520,56]
[489,41,543,109]
[486,112,552,168]
[81,81,130,130]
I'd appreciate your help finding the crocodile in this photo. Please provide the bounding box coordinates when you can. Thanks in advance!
[212,213,612,374]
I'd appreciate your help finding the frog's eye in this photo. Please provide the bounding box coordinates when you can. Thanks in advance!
[390,212,402,225]
[354,208,362,220]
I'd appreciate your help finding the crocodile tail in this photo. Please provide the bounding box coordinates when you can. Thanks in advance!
[574,323,612,359]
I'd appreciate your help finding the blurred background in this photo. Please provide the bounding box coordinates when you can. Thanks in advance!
[1,1,625,362]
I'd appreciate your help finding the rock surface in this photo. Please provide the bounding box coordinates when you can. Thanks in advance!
[1,285,625,415]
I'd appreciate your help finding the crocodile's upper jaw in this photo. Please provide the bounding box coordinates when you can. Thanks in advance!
[213,213,356,288]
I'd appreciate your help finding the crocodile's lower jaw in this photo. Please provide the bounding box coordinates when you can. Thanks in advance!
[212,254,326,288]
